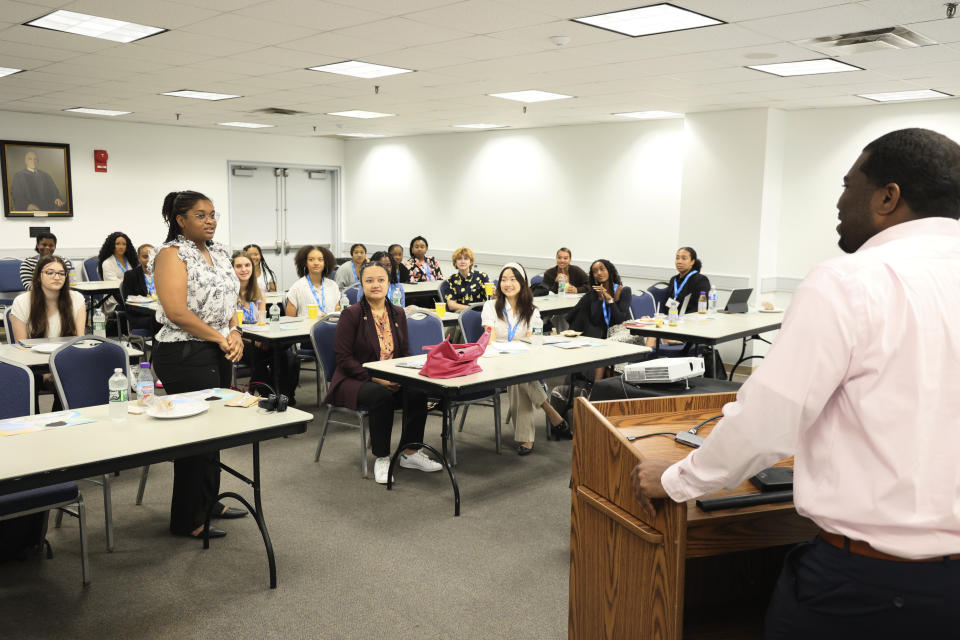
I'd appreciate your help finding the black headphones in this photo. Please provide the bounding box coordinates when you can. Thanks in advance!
[248,382,288,413]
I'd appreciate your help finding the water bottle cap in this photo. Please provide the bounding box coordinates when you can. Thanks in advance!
[140,362,151,368]
[114,368,122,373]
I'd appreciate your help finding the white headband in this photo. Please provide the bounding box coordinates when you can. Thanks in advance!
[500,261,526,283]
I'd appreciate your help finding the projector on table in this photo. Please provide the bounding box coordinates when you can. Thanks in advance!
[623,357,705,385]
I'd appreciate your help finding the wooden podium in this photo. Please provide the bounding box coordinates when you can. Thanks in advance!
[569,394,817,639]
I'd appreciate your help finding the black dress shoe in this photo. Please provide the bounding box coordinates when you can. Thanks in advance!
[516,444,534,456]
[176,526,227,539]
[215,506,248,519]
[550,420,573,440]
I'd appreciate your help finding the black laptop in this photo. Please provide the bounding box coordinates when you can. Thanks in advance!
[719,288,752,313]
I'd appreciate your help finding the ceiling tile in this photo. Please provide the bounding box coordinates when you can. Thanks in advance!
[323,0,461,16]
[135,29,262,56]
[405,0,555,34]
[235,0,388,31]
[906,19,960,44]
[857,0,948,24]
[0,24,116,52]
[331,17,472,47]
[59,0,220,28]
[180,13,317,46]
[279,30,400,58]
[740,4,895,41]
[679,0,851,23]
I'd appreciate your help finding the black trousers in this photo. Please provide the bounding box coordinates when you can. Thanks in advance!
[152,340,232,535]
[356,382,428,458]
[764,536,960,639]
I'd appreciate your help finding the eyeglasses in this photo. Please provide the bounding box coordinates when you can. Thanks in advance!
[188,212,219,222]
[41,270,66,278]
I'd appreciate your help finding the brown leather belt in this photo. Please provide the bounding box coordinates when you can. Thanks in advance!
[819,530,960,563]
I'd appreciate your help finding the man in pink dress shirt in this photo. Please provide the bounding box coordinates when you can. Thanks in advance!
[632,128,960,638]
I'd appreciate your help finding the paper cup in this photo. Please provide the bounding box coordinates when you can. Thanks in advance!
[236,310,244,326]
[484,282,494,296]
[434,302,446,318]
[307,304,319,319]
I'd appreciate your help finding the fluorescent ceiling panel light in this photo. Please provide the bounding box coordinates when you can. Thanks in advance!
[218,121,274,128]
[454,123,508,129]
[488,90,572,103]
[64,107,131,116]
[308,60,413,79]
[857,89,952,102]
[0,67,23,78]
[573,4,722,37]
[327,110,394,118]
[26,10,165,43]
[338,133,386,138]
[162,90,240,101]
[613,111,683,119]
[747,59,862,77]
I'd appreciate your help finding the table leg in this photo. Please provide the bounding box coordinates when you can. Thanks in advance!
[202,442,279,588]
[386,441,461,517]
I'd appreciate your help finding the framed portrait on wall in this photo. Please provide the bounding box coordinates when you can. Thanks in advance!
[1,140,73,218]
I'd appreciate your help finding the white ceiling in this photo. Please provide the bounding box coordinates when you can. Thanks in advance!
[0,0,958,137]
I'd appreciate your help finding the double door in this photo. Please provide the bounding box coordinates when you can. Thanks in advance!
[228,162,340,292]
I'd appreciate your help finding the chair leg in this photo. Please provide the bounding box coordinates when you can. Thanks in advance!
[456,404,469,434]
[454,405,463,432]
[55,508,64,528]
[76,495,90,586]
[135,465,149,505]
[493,391,502,455]
[102,474,114,552]
[360,415,369,478]
[314,406,332,462]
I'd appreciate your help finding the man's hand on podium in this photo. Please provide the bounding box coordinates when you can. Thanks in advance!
[631,458,672,520]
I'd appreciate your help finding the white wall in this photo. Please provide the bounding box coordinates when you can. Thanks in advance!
[0,111,343,260]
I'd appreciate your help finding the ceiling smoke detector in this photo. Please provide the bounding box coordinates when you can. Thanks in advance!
[550,35,571,46]
[800,26,936,56]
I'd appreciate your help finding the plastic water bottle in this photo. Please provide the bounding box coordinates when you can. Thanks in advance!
[708,286,718,314]
[108,368,128,421]
[135,362,154,407]
[391,286,402,306]
[668,306,679,325]
[698,291,707,314]
[556,273,567,297]
[93,308,107,337]
[269,302,280,324]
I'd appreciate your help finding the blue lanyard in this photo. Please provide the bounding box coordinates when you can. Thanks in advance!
[505,309,520,342]
[351,262,358,282]
[115,257,129,273]
[602,283,620,327]
[673,270,698,299]
[307,276,326,311]
[242,300,257,323]
[145,274,155,295]
[419,259,434,281]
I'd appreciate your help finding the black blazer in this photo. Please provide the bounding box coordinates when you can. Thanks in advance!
[542,265,590,294]
[566,285,632,339]
[121,265,149,298]
[668,271,710,314]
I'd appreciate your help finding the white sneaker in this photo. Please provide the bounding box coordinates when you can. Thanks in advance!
[399,450,442,473]
[374,456,392,484]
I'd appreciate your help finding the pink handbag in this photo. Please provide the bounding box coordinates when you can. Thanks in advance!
[419,330,490,379]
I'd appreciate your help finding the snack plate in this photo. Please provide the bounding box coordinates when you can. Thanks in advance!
[146,401,210,419]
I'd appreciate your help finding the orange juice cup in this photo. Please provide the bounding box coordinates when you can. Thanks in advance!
[484,282,494,297]
[434,302,446,318]
[236,310,244,326]
[307,304,319,319]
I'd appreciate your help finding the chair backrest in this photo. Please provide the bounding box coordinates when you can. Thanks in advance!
[646,282,670,314]
[530,274,543,287]
[438,280,451,302]
[0,356,34,418]
[344,283,362,305]
[83,257,100,282]
[405,311,444,355]
[309,319,339,384]
[0,259,24,292]
[50,336,129,409]
[458,308,484,343]
[630,290,657,320]
[4,306,14,345]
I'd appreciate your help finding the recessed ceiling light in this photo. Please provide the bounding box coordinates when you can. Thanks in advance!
[857,89,952,102]
[327,110,395,118]
[488,90,573,103]
[454,124,508,129]
[573,4,723,38]
[338,133,387,138]
[0,67,23,78]
[308,60,414,79]
[218,122,274,128]
[64,107,131,116]
[747,59,862,77]
[26,10,165,43]
[613,111,683,120]
[161,90,240,101]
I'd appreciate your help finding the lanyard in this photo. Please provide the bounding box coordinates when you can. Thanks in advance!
[420,259,434,281]
[242,300,257,323]
[673,270,698,299]
[602,283,620,327]
[307,276,326,311]
[144,274,156,295]
[351,261,359,282]
[504,304,521,342]
[115,257,129,273]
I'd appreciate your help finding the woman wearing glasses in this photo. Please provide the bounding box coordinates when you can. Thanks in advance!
[151,190,246,540]
[9,254,85,342]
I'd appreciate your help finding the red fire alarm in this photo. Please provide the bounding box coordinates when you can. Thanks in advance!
[94,149,108,173]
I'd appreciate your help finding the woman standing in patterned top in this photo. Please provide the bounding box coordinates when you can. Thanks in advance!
[151,190,247,539]
[443,247,489,311]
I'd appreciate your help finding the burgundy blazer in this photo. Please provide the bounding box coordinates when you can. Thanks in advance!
[325,299,410,410]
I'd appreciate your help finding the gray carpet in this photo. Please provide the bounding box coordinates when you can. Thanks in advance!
[0,372,572,639]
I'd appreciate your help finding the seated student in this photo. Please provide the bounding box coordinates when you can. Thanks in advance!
[444,247,489,311]
[286,245,340,317]
[541,247,589,294]
[326,261,442,484]
[335,243,367,290]
[20,232,74,289]
[669,246,711,314]
[481,263,571,455]
[405,235,443,283]
[98,231,137,281]
[388,243,411,283]
[366,251,405,307]
[243,243,277,293]
[566,259,633,381]
[232,250,272,385]
[121,243,161,336]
